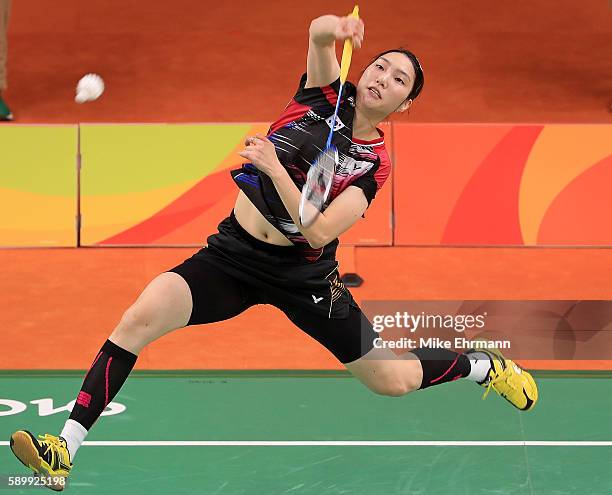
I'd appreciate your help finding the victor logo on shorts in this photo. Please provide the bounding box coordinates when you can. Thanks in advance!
[312,295,324,304]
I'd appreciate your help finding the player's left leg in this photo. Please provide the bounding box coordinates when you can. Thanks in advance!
[281,297,424,396]
[344,307,539,411]
[282,296,538,410]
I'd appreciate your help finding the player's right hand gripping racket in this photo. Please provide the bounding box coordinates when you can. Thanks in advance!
[299,5,359,228]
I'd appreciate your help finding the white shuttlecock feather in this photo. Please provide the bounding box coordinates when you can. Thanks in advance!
[75,74,105,103]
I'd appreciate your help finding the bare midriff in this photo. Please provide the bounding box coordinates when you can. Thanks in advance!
[233,190,295,246]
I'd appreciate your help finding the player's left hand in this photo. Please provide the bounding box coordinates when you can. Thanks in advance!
[238,134,283,178]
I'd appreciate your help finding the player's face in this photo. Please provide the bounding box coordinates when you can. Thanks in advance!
[356,51,415,117]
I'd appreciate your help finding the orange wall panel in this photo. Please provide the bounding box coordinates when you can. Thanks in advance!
[393,124,612,246]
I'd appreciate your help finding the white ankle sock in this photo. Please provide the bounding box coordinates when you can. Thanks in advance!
[60,419,88,461]
[466,352,492,383]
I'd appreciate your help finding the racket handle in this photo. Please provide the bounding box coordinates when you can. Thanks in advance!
[340,5,359,83]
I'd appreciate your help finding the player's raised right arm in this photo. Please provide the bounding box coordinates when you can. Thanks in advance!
[306,15,364,89]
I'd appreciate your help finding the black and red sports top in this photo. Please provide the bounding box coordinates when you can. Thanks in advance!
[231,73,391,262]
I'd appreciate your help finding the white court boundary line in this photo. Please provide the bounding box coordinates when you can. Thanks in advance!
[2,441,611,447]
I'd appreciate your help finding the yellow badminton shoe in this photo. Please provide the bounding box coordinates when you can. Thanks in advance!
[9,430,72,491]
[478,347,538,411]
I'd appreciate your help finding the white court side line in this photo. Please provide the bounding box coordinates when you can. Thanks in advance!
[2,441,612,447]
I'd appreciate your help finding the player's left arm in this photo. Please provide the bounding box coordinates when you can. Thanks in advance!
[271,169,367,248]
[239,134,368,248]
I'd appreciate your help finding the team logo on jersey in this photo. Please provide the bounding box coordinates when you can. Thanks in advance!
[325,115,347,132]
[335,157,374,176]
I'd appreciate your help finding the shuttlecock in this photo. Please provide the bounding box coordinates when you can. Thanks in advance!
[75,74,105,103]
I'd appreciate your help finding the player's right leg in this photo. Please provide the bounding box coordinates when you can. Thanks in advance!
[108,271,193,354]
[9,253,254,491]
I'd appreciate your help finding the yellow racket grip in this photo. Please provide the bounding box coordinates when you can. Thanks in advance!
[340,5,359,83]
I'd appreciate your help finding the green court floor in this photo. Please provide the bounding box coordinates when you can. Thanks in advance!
[1,371,611,494]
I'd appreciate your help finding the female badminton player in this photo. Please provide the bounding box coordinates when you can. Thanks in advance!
[10,12,538,490]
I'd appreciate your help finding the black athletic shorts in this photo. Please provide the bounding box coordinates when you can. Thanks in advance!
[167,211,378,364]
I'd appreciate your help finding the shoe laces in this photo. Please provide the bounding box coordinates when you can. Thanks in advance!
[38,434,64,457]
[482,361,518,401]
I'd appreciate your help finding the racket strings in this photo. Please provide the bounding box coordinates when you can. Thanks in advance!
[300,148,337,227]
